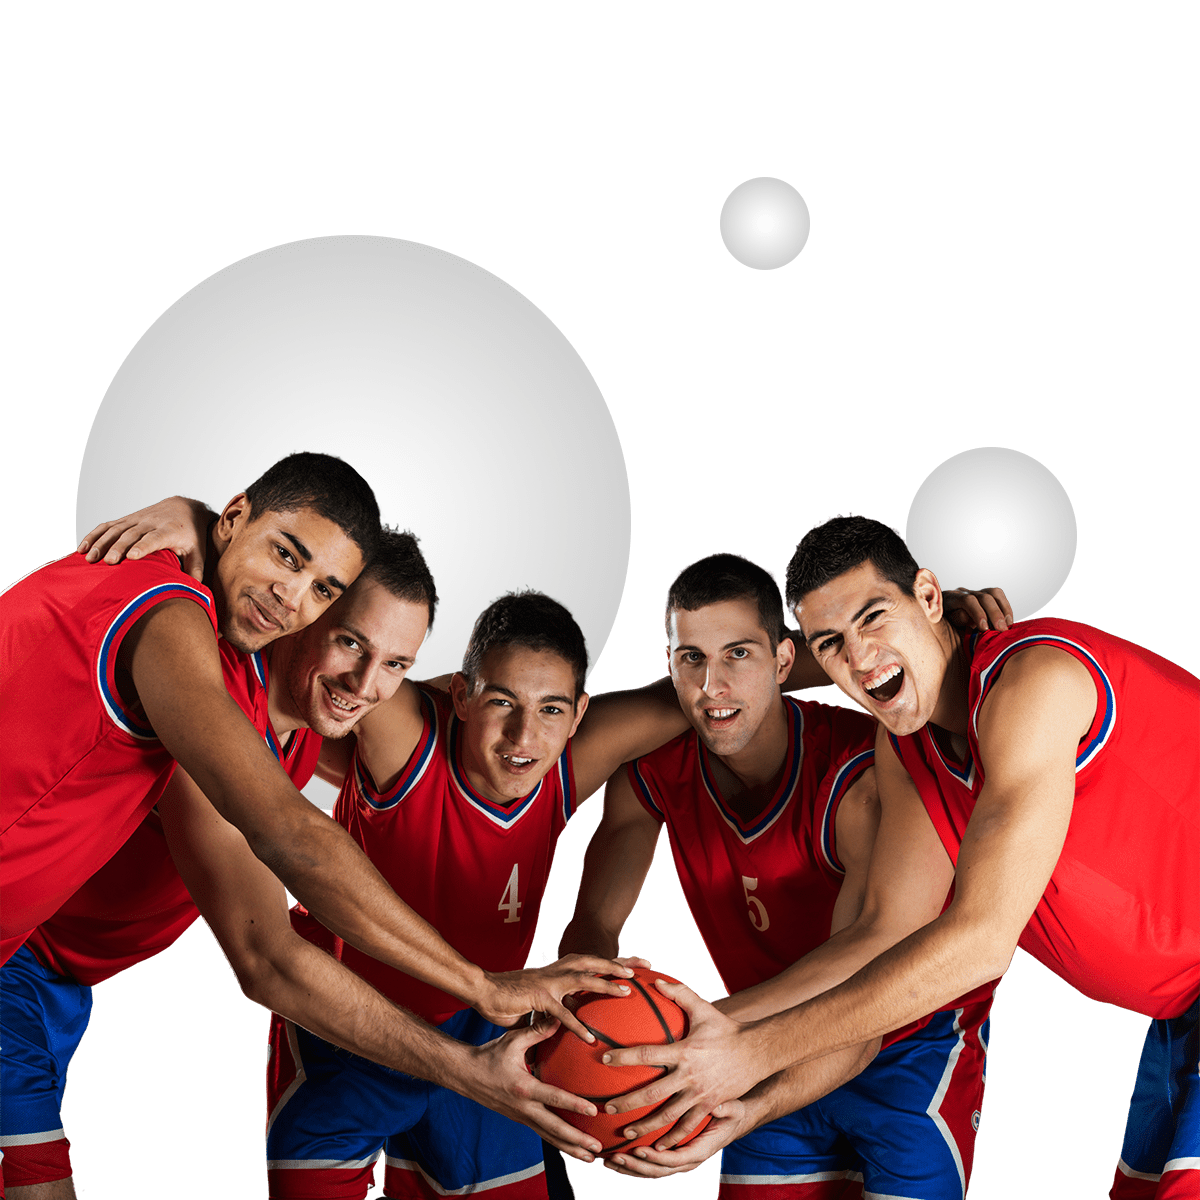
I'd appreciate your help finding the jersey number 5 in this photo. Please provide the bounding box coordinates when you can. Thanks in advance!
[741,875,769,932]
[499,863,522,924]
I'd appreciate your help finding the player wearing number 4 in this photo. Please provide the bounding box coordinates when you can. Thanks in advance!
[264,589,715,1200]
[561,554,1010,1199]
[603,519,1199,1200]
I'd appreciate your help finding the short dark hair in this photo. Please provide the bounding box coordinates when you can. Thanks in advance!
[666,553,787,652]
[360,526,439,631]
[461,591,588,702]
[244,452,380,561]
[785,516,920,609]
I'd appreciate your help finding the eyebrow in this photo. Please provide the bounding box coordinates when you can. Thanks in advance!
[482,682,575,706]
[282,530,349,594]
[804,597,889,646]
[674,636,763,655]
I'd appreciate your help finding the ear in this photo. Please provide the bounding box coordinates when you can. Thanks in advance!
[568,691,590,739]
[914,568,944,623]
[213,492,252,550]
[449,671,471,719]
[775,632,797,685]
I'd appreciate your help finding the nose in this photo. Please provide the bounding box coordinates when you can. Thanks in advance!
[844,628,874,671]
[504,707,537,749]
[702,661,731,697]
[271,575,304,615]
[344,657,380,701]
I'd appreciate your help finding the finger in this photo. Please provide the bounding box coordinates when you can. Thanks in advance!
[652,1103,711,1150]
[616,1091,697,1141]
[558,954,635,977]
[604,1152,679,1178]
[975,593,1006,631]
[524,1076,600,1118]
[601,1040,681,1076]
[615,955,652,969]
[530,1114,602,1161]
[85,521,137,561]
[101,524,155,565]
[544,997,598,1043]
[651,976,709,1017]
[78,520,117,554]
[180,546,206,582]
[988,586,1014,625]
[567,974,631,999]
[945,595,981,629]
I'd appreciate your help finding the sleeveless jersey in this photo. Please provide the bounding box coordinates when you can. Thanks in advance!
[889,618,1200,1019]
[27,640,323,985]
[0,550,217,964]
[630,697,877,998]
[300,684,577,1026]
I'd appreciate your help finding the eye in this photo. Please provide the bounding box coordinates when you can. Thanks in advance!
[682,651,702,664]
[489,697,512,708]
[338,636,361,651]
[729,647,749,659]
[817,636,839,655]
[315,582,333,602]
[542,705,563,716]
[276,544,297,568]
[385,660,407,671]
[862,609,884,627]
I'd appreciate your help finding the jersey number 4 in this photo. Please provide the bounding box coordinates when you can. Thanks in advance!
[741,875,769,931]
[499,863,522,924]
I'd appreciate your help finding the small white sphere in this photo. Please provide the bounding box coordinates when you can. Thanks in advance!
[906,447,1076,619]
[720,177,810,270]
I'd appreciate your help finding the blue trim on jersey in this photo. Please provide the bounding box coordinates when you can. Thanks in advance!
[251,650,268,689]
[818,749,874,875]
[974,634,1116,771]
[355,690,439,811]
[97,582,213,739]
[556,748,574,824]
[929,729,976,786]
[449,716,542,829]
[697,698,805,844]
[630,759,665,820]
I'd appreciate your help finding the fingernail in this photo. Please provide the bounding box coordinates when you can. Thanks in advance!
[618,985,630,993]
[584,1105,597,1116]
[129,549,140,558]
[625,1128,637,1140]
[583,1031,595,1042]
[605,1103,617,1114]
[601,1053,612,1064]
[77,541,88,552]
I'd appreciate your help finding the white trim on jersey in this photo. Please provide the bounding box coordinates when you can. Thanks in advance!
[384,1154,545,1194]
[720,1168,863,1186]
[925,1006,969,1199]
[265,1021,308,1138]
[267,1155,381,1170]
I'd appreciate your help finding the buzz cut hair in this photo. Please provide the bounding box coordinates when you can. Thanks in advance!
[665,553,788,652]
[461,591,588,702]
[244,452,381,561]
[359,527,439,631]
[785,515,920,610]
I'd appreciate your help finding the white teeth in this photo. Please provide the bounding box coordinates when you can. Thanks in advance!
[863,665,901,692]
[327,690,357,712]
[504,755,533,765]
[708,708,737,719]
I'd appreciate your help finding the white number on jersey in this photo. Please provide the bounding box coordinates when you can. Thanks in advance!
[499,863,522,924]
[741,875,769,932]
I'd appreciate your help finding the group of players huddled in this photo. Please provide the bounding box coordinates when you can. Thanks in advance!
[1,451,1195,1200]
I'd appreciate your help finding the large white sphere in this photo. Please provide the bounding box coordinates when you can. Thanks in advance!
[720,177,811,269]
[78,236,630,679]
[906,447,1076,619]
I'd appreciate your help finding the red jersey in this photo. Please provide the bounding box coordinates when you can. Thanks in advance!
[630,698,877,998]
[889,618,1200,1020]
[0,551,217,964]
[300,685,577,1025]
[27,641,323,985]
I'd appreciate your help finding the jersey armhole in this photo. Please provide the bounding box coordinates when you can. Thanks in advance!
[628,759,666,824]
[353,689,439,810]
[815,748,874,876]
[96,581,216,741]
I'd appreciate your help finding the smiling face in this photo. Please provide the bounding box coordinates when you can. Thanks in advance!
[796,561,952,735]
[450,644,588,806]
[212,494,365,653]
[668,597,795,758]
[280,577,430,737]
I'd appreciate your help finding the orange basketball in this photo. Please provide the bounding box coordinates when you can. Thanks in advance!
[530,966,711,1156]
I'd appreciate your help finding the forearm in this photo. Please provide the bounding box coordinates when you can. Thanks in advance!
[744,909,1008,1075]
[242,934,480,1091]
[558,914,620,961]
[740,1038,881,1130]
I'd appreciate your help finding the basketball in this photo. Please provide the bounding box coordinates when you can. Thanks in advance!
[530,966,711,1155]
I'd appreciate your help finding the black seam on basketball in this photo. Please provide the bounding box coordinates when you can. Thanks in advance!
[581,1020,622,1049]
[629,977,676,1043]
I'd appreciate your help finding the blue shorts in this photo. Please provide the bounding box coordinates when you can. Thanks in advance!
[266,1007,563,1200]
[1111,997,1200,1199]
[720,1002,990,1200]
[0,945,93,1190]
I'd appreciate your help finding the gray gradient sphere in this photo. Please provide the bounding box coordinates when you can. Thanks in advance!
[720,177,811,270]
[906,448,1076,619]
[78,236,630,679]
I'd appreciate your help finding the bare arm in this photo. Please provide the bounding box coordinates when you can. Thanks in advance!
[156,768,608,1160]
[609,645,1093,1128]
[569,677,689,799]
[123,600,624,1036]
[558,768,662,960]
[79,495,213,580]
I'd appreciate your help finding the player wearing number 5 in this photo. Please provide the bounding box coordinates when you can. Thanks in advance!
[561,555,1009,1198]
[266,591,697,1200]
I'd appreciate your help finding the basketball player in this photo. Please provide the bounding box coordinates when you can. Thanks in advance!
[561,554,996,1197]
[263,589,712,1200]
[1,531,632,1198]
[602,518,1199,1199]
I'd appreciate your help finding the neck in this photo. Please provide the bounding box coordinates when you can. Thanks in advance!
[264,641,306,735]
[711,695,790,804]
[929,624,970,736]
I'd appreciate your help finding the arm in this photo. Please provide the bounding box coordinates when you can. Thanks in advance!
[610,646,1093,1128]
[123,600,623,1036]
[157,768,609,1160]
[79,494,213,580]
[558,768,662,960]
[314,733,352,787]
[569,677,689,799]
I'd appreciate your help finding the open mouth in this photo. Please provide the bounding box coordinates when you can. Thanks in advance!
[704,707,739,728]
[500,753,536,772]
[863,665,904,703]
[323,682,360,717]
